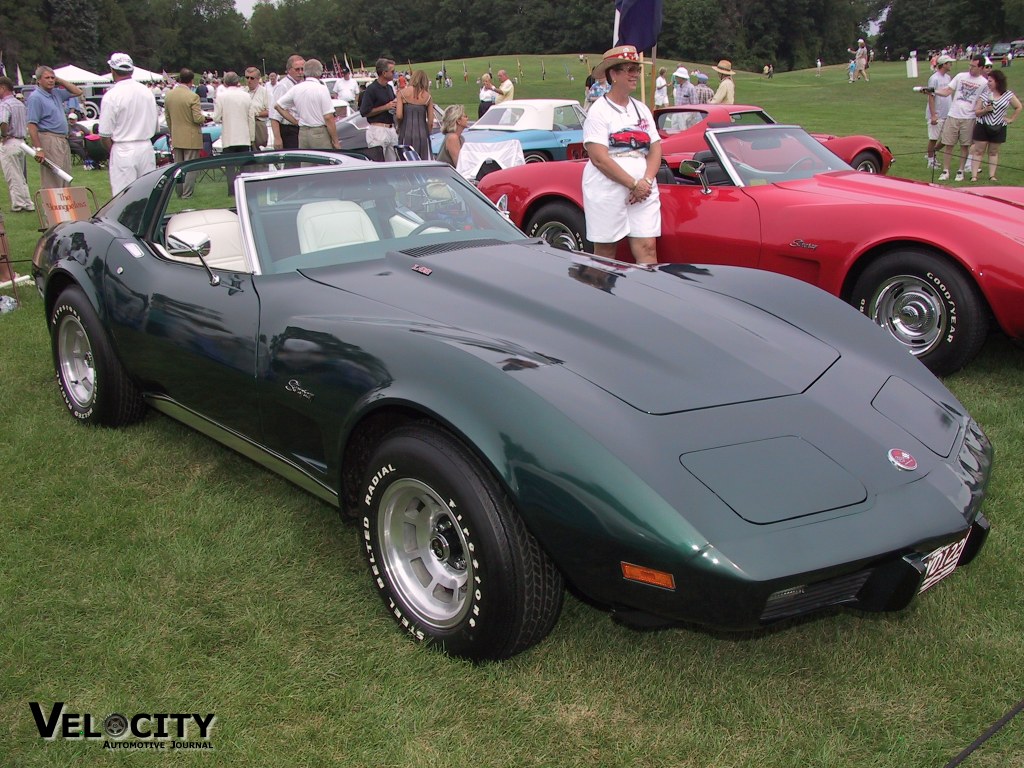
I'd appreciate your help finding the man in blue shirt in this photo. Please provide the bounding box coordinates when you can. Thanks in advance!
[26,66,83,189]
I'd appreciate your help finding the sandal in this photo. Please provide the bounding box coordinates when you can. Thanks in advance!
[989,176,998,182]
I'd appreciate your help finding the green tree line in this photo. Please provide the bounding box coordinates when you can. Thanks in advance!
[2,0,1020,78]
[880,0,1024,58]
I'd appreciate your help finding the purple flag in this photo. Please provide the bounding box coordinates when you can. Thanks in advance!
[613,0,663,52]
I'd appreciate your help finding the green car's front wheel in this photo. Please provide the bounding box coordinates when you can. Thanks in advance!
[361,424,563,660]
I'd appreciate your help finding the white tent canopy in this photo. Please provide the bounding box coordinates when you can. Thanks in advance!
[53,64,107,83]
[51,63,166,84]
[128,66,165,82]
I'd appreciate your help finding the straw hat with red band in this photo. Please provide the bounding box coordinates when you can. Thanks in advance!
[593,45,653,81]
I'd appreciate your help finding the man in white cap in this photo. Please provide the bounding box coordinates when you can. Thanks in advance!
[98,52,159,196]
[847,38,870,82]
[922,54,955,168]
[672,66,695,105]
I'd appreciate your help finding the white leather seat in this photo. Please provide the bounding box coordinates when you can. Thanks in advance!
[165,209,247,272]
[296,200,379,254]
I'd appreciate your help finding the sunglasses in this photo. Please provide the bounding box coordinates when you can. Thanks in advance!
[246,75,259,80]
[613,65,642,74]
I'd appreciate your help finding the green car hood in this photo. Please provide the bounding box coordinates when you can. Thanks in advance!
[301,242,839,414]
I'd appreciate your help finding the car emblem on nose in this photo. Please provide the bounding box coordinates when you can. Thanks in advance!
[888,448,918,471]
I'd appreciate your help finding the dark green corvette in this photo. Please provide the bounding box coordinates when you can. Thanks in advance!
[33,151,992,660]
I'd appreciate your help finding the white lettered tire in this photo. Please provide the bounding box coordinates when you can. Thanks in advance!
[850,249,987,376]
[50,286,146,426]
[361,424,563,660]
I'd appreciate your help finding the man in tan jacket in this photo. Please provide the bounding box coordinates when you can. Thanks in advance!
[164,67,204,198]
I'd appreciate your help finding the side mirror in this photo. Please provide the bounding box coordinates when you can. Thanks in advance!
[678,159,712,195]
[677,159,706,179]
[166,231,212,259]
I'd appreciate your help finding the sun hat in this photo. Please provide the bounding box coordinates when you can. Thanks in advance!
[673,66,689,79]
[937,54,955,65]
[592,45,653,80]
[107,52,135,73]
[711,59,735,76]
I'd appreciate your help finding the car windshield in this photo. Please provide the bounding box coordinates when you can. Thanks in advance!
[709,125,852,186]
[240,163,526,274]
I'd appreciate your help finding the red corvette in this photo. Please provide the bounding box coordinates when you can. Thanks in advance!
[477,123,1024,376]
[654,104,893,174]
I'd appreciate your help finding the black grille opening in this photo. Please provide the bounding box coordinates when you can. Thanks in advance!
[399,239,509,258]
[760,570,873,622]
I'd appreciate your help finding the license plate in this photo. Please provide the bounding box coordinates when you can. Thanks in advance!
[919,532,970,593]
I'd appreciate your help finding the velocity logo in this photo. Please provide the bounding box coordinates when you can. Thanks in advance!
[30,702,215,750]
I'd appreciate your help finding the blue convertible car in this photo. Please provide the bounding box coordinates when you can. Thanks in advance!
[431,98,586,162]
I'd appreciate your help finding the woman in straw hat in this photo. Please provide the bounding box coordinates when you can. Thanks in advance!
[710,59,736,104]
[581,45,662,265]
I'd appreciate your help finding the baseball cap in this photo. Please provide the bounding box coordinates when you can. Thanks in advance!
[108,52,135,73]
[937,54,955,65]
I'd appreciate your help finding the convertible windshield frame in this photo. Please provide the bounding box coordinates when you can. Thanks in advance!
[236,161,526,276]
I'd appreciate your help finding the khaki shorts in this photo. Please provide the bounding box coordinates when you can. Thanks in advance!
[940,116,975,147]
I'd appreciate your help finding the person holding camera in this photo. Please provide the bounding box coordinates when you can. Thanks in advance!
[969,68,1021,182]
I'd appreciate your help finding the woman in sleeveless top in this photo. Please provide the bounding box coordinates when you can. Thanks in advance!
[396,70,433,160]
[437,104,468,168]
[970,68,1021,182]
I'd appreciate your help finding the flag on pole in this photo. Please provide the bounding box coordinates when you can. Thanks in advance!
[540,60,546,80]
[0,52,5,78]
[516,57,523,78]
[463,61,468,82]
[344,53,352,72]
[16,65,24,86]
[613,0,663,52]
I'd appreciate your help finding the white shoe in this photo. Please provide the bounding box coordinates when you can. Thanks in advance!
[938,170,949,181]
[955,171,965,182]
[964,159,972,172]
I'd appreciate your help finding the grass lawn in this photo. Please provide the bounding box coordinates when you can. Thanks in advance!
[1,57,1023,767]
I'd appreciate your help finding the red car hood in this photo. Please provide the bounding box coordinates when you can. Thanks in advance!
[776,172,1024,219]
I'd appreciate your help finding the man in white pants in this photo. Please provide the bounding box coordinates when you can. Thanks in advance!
[98,52,159,196]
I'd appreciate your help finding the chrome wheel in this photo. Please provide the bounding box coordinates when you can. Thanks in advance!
[851,151,880,173]
[867,274,945,357]
[57,313,96,410]
[533,220,582,251]
[378,478,472,630]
